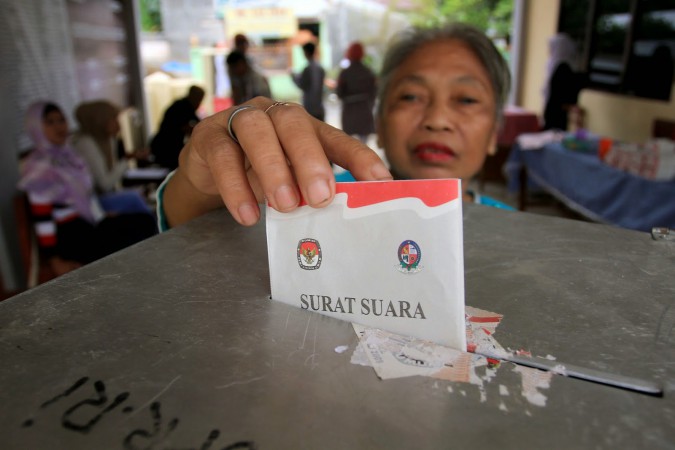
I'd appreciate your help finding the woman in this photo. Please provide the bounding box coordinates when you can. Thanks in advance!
[337,42,377,143]
[542,33,581,131]
[72,100,151,214]
[160,23,511,229]
[71,100,128,193]
[18,101,157,275]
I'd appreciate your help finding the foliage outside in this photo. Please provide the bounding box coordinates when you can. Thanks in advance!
[408,0,513,37]
[140,0,162,33]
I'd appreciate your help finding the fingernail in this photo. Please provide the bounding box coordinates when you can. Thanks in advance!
[307,179,332,206]
[237,203,260,225]
[274,185,299,211]
[371,163,393,180]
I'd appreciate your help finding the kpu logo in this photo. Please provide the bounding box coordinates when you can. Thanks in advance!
[297,238,322,270]
[397,240,422,273]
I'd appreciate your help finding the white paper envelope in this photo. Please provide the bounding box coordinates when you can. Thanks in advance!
[266,179,466,350]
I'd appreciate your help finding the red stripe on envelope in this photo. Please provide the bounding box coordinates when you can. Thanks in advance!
[288,179,460,208]
[337,180,459,208]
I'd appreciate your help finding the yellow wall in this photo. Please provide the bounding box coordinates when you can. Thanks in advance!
[519,0,675,143]
[518,0,560,115]
[578,87,675,143]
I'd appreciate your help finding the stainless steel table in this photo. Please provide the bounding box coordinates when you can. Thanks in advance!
[1,205,673,449]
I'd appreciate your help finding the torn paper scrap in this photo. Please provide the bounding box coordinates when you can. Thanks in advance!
[350,307,554,409]
[359,327,468,380]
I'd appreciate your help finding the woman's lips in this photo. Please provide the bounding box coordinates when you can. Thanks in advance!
[413,142,457,163]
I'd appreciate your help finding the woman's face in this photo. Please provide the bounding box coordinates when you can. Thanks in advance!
[42,109,69,146]
[377,39,498,184]
[107,116,121,136]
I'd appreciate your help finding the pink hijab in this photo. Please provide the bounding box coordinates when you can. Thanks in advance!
[18,101,97,223]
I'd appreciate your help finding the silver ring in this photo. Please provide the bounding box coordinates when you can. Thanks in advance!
[227,105,256,144]
[264,101,291,114]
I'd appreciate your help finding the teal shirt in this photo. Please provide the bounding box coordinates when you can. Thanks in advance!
[334,171,357,182]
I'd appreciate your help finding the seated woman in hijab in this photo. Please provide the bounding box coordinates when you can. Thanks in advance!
[158,22,513,230]
[18,101,157,275]
[72,100,150,214]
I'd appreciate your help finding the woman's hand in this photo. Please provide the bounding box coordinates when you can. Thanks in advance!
[163,97,391,228]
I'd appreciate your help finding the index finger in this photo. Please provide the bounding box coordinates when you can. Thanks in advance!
[314,121,393,182]
[266,105,392,208]
[233,101,325,211]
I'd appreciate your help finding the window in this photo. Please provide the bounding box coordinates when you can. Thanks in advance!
[559,0,675,101]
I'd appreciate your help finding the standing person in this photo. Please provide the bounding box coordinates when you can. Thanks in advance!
[159,22,512,229]
[292,42,325,121]
[150,85,205,170]
[542,33,582,131]
[233,33,250,55]
[18,102,157,275]
[337,42,377,143]
[226,50,271,106]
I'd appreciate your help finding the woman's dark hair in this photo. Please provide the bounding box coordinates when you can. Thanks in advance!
[42,102,62,119]
[303,42,316,57]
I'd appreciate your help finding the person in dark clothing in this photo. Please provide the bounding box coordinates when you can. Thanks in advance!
[292,42,326,121]
[227,50,272,106]
[337,42,377,143]
[542,33,583,131]
[151,85,205,170]
[233,33,250,54]
[543,62,579,130]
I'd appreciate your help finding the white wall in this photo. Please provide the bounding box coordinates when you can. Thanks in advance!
[518,0,559,114]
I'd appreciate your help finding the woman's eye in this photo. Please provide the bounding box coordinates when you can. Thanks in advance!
[399,93,419,102]
[458,96,478,105]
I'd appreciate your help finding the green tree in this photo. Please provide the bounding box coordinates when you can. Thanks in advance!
[140,0,162,33]
[410,0,513,37]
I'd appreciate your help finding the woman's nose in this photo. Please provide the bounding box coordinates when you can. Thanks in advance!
[422,100,455,132]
